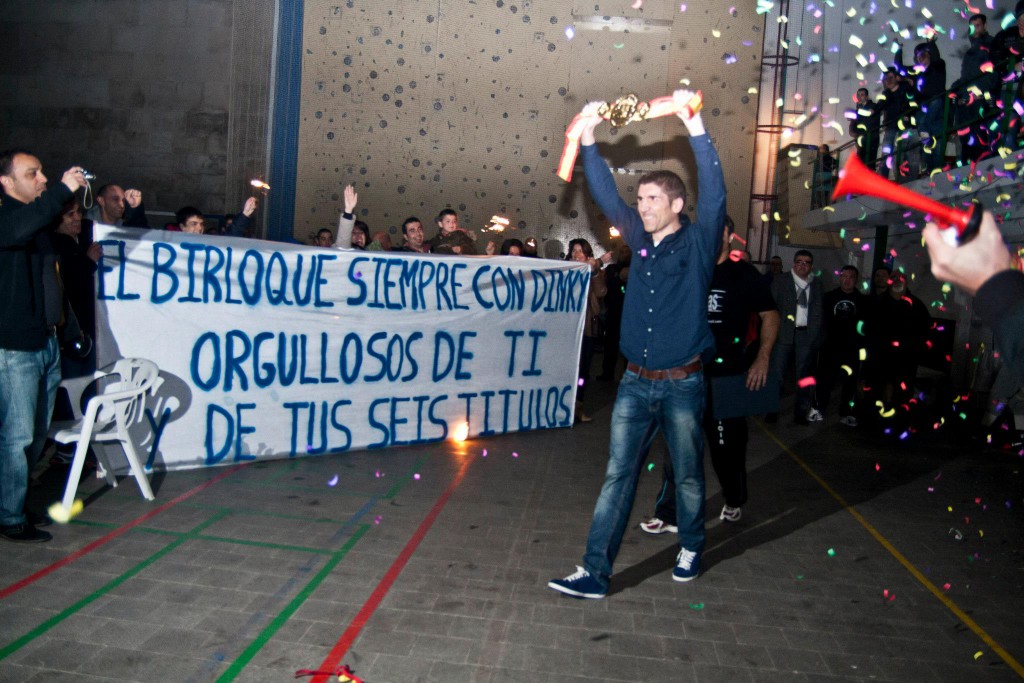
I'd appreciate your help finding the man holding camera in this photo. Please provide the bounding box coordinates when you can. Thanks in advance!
[0,149,88,542]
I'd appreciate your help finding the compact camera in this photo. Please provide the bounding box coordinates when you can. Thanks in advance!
[79,168,97,181]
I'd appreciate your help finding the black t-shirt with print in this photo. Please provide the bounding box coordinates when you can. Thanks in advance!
[706,259,778,376]
[823,287,868,351]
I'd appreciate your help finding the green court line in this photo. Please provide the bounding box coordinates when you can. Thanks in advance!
[215,451,432,680]
[215,524,370,682]
[384,452,432,499]
[0,510,231,662]
[6,450,431,677]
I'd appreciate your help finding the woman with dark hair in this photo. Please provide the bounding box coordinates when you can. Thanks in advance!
[567,238,607,423]
[500,238,524,256]
[351,221,369,249]
[50,198,101,377]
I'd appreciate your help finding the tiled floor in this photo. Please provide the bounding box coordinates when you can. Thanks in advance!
[1,378,1022,682]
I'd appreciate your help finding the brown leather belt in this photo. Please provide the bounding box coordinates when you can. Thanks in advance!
[626,359,702,381]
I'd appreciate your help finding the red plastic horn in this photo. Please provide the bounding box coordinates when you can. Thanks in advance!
[831,152,981,243]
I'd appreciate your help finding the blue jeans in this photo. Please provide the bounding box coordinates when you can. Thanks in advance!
[582,368,706,589]
[0,335,61,526]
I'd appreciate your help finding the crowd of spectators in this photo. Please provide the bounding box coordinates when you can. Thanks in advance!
[842,6,1024,183]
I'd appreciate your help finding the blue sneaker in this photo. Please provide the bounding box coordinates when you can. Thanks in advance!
[672,548,700,582]
[548,566,607,598]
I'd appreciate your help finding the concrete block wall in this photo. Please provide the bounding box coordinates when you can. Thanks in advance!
[0,0,235,219]
[294,1,764,253]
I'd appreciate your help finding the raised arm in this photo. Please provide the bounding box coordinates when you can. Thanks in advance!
[334,184,357,248]
[226,196,257,237]
[578,102,643,242]
[0,167,80,247]
[123,189,149,228]
[681,88,726,256]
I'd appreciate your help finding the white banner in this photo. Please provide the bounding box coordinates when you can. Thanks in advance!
[93,226,588,471]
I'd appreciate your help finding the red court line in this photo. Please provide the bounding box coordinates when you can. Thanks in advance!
[311,459,471,683]
[0,463,248,599]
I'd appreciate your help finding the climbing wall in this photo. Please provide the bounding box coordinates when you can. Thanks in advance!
[295,1,763,254]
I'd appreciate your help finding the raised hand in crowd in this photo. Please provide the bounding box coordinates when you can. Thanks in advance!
[344,184,358,214]
[124,188,142,209]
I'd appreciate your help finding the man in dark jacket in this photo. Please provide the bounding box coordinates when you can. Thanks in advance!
[0,149,87,543]
[952,13,997,162]
[849,88,881,168]
[992,4,1024,150]
[877,68,919,179]
[820,266,870,426]
[896,39,947,172]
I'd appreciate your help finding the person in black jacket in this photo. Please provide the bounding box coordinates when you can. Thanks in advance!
[992,5,1024,150]
[820,266,870,426]
[877,68,919,179]
[50,199,101,378]
[0,149,87,543]
[952,13,997,162]
[896,39,947,172]
[849,88,881,168]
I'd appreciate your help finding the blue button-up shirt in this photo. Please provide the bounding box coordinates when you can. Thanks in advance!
[581,134,726,370]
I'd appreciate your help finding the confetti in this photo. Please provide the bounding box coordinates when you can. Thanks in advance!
[565,26,575,40]
[827,548,836,557]
[327,474,339,487]
[797,376,816,389]
[689,602,704,610]
[413,473,421,480]
[482,448,488,457]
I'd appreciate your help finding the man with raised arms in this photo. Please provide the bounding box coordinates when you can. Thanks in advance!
[548,88,726,597]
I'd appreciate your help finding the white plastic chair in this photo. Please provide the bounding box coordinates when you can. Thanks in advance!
[49,358,163,511]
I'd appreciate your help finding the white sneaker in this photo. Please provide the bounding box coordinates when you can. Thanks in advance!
[839,415,858,427]
[640,517,678,535]
[806,408,824,423]
[719,505,741,522]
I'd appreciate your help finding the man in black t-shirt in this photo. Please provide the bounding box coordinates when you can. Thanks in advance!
[821,266,869,427]
[640,218,780,530]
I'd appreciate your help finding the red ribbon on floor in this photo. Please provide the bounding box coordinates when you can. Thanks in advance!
[295,664,363,682]
[556,91,703,183]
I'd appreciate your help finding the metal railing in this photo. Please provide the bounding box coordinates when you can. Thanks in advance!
[820,56,1022,203]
